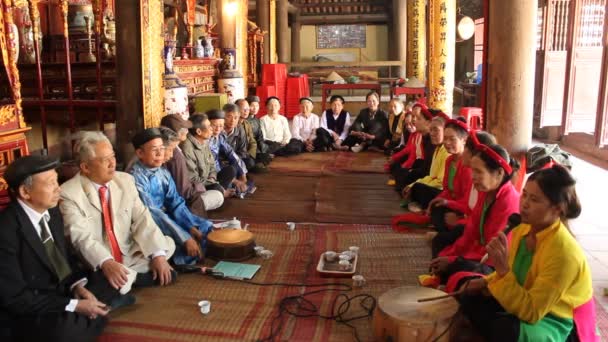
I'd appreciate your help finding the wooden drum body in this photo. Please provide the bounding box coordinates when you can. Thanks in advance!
[372,286,459,342]
[206,229,256,261]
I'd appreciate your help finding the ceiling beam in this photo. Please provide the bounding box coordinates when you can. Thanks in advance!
[298,13,388,24]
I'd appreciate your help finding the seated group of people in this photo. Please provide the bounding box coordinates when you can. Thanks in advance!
[0,92,599,341]
[382,102,598,341]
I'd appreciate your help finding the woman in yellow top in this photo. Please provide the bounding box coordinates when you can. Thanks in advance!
[460,165,598,342]
[402,115,451,212]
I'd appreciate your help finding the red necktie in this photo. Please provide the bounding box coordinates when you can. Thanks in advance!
[99,186,123,263]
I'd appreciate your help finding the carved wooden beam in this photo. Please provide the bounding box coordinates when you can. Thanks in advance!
[298,13,388,24]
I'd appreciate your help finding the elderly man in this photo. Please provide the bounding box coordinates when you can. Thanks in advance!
[0,155,129,341]
[182,114,234,198]
[129,128,213,265]
[160,114,224,214]
[60,132,176,293]
[223,103,255,170]
[206,109,250,195]
[238,97,271,168]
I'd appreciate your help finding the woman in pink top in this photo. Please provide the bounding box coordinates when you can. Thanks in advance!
[430,140,520,285]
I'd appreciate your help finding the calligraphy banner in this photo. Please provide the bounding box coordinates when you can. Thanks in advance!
[407,0,426,81]
[428,0,455,113]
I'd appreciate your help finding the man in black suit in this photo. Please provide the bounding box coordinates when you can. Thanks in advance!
[0,155,128,341]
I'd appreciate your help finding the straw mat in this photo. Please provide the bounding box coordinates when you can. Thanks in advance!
[100,223,430,341]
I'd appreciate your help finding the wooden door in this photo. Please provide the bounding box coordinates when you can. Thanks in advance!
[562,0,606,134]
[595,1,608,146]
[538,0,572,127]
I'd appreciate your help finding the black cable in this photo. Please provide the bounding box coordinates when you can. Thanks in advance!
[208,274,375,342]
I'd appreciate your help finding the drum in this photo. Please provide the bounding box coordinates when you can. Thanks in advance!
[206,229,256,261]
[372,286,459,342]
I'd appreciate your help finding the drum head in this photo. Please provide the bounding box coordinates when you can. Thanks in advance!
[208,229,254,246]
[377,286,459,326]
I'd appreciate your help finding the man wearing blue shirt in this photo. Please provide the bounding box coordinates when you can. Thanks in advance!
[130,128,213,265]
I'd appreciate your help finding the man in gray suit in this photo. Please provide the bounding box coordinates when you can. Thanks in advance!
[60,132,176,292]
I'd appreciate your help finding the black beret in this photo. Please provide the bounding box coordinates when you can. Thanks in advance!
[265,96,280,106]
[299,97,314,104]
[246,95,260,104]
[329,95,345,104]
[4,155,59,190]
[132,128,162,149]
[206,109,225,120]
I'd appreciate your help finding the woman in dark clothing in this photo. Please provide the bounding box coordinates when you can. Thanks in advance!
[342,91,390,152]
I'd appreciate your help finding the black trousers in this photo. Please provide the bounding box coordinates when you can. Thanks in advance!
[242,156,256,170]
[9,271,123,342]
[430,205,462,233]
[459,294,520,342]
[431,224,465,258]
[392,159,426,193]
[342,134,386,150]
[409,183,442,209]
[217,165,236,189]
[313,128,335,151]
[12,311,107,342]
[264,140,284,155]
[274,139,305,156]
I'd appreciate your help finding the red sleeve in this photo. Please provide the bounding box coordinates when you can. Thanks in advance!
[391,132,416,163]
[440,183,520,262]
[445,166,473,215]
[436,155,454,200]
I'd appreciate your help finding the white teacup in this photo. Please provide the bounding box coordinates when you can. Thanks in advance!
[324,251,338,262]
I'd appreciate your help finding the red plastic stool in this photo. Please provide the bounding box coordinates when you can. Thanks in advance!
[459,107,483,129]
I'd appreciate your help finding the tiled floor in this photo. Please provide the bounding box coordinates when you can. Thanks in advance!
[567,153,608,309]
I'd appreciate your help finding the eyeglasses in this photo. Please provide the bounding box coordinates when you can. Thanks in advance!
[147,146,166,154]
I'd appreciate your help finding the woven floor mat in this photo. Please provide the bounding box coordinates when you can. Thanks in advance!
[208,199,317,222]
[324,151,387,174]
[268,152,334,175]
[314,174,403,225]
[100,223,431,342]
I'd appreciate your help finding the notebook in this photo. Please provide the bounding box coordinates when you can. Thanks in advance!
[213,261,261,280]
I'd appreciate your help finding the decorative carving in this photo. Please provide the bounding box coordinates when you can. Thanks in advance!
[0,105,16,127]
[0,177,7,192]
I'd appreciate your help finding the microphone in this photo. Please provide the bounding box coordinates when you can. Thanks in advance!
[479,213,522,264]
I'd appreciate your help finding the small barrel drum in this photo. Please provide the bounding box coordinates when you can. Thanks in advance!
[206,229,256,261]
[372,286,459,342]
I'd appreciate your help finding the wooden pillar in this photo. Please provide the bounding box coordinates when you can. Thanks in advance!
[428,0,455,113]
[291,16,301,63]
[269,0,276,63]
[115,0,164,161]
[276,0,288,63]
[487,0,537,153]
[407,0,425,81]
[392,0,407,78]
[257,0,270,63]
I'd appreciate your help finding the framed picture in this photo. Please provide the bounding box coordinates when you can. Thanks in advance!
[316,25,366,49]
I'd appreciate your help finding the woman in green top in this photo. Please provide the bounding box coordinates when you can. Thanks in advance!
[459,165,594,342]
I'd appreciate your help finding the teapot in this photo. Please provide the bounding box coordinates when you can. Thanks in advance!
[226,217,241,229]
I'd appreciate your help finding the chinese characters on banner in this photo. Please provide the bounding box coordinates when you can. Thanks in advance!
[407,0,425,81]
[428,0,455,113]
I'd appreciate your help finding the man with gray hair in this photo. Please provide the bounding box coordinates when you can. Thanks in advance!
[60,131,177,293]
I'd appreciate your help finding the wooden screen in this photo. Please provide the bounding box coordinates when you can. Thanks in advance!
[538,0,571,127]
[563,0,606,134]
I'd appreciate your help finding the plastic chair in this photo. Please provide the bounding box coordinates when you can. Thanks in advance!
[459,107,483,130]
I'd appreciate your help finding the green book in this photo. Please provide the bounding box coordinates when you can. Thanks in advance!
[213,261,261,280]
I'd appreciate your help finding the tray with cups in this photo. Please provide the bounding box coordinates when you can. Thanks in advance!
[317,246,359,277]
